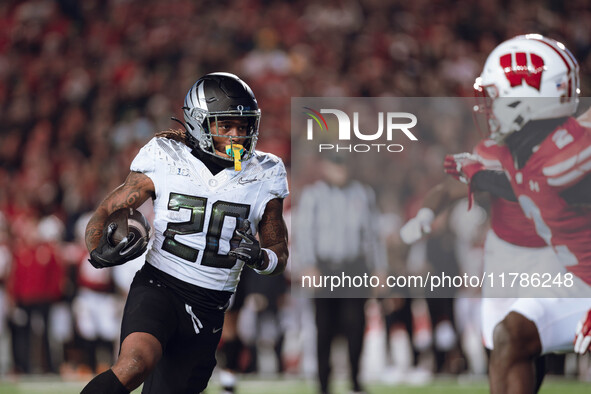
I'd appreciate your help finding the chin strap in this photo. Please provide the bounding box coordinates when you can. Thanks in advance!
[226,144,245,171]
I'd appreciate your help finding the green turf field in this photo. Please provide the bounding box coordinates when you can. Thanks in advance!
[0,376,589,394]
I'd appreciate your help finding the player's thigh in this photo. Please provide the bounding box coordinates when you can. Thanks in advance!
[120,269,179,349]
[481,297,518,350]
[142,300,225,393]
[509,297,591,353]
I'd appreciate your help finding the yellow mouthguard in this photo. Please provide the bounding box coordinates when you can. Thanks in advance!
[226,144,245,171]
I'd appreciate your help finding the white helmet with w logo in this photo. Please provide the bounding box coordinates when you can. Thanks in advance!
[474,34,579,142]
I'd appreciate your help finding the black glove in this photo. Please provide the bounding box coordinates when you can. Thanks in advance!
[228,219,265,270]
[88,223,148,268]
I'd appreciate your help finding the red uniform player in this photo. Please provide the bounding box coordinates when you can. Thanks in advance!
[473,139,547,249]
[494,117,591,283]
[444,34,591,394]
[402,136,564,391]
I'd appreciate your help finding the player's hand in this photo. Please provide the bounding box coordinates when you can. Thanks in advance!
[400,208,435,244]
[88,223,146,268]
[574,309,591,355]
[229,220,265,270]
[444,153,485,184]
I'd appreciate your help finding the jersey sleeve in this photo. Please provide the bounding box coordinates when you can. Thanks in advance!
[473,139,503,170]
[251,154,289,231]
[130,137,162,199]
[267,158,289,200]
[130,137,158,178]
[542,127,591,189]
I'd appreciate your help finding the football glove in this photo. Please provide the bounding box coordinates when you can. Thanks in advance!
[443,153,485,184]
[88,222,148,268]
[228,219,265,270]
[574,309,591,355]
[399,208,435,244]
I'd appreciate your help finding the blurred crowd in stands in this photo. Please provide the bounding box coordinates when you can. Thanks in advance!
[1,0,591,383]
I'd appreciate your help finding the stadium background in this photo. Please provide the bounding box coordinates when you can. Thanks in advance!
[1,0,591,392]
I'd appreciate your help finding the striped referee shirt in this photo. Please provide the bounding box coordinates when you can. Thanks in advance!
[295,180,387,272]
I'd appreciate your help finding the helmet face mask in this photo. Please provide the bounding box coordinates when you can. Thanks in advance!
[473,78,501,140]
[183,72,261,162]
[474,34,580,143]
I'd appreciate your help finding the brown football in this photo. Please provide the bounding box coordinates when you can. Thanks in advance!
[106,208,151,245]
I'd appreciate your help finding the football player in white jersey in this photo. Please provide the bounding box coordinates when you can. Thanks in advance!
[81,72,289,394]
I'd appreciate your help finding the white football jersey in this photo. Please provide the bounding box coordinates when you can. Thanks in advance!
[130,137,289,292]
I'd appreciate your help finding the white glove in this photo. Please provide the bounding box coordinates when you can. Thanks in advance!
[399,208,435,244]
[574,309,591,355]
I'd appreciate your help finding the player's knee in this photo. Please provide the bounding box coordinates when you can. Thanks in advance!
[114,333,162,385]
[120,347,157,377]
[493,312,541,356]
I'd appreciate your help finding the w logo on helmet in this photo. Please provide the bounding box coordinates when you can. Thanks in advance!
[500,52,545,90]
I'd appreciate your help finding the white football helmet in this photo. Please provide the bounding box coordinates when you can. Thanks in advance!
[474,34,579,142]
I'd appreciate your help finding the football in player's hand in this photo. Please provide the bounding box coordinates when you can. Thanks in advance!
[107,207,151,246]
[89,207,152,269]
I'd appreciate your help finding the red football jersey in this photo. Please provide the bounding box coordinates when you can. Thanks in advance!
[496,118,591,284]
[474,139,547,248]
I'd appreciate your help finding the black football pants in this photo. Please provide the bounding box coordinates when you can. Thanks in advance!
[315,298,366,394]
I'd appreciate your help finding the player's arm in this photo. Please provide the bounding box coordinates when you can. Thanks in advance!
[85,171,155,253]
[545,117,591,206]
[257,198,289,275]
[400,177,469,244]
[444,153,517,202]
[555,114,591,206]
[576,106,591,128]
[423,176,469,214]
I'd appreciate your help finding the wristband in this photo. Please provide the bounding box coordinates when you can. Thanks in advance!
[256,248,278,275]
